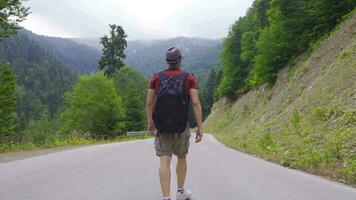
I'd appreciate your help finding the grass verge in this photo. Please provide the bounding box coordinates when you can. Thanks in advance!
[0,134,153,154]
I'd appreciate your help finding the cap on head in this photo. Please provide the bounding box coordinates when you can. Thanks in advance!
[166,47,182,64]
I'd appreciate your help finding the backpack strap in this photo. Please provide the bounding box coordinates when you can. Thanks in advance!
[178,71,189,99]
[158,71,169,82]
[157,70,189,82]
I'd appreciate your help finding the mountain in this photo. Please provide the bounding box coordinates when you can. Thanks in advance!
[125,37,222,78]
[0,31,77,129]
[204,12,356,185]
[72,37,222,78]
[21,29,101,75]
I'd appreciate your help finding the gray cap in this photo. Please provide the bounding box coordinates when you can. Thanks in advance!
[166,47,182,64]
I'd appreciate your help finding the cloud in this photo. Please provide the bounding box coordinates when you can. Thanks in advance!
[21,0,253,40]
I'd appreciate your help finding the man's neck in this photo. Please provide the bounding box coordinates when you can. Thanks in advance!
[167,66,181,70]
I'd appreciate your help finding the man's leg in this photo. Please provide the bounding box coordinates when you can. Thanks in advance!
[176,154,187,189]
[159,155,172,197]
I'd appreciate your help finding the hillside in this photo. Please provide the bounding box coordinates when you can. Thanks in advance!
[0,31,77,129]
[21,29,101,74]
[72,37,221,78]
[204,11,356,185]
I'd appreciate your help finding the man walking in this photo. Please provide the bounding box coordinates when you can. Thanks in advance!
[146,47,203,200]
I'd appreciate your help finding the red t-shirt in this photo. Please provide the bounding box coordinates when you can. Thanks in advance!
[149,68,198,98]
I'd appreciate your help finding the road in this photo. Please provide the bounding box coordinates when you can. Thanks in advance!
[0,134,355,200]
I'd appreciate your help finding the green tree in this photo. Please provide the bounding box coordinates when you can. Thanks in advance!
[123,83,145,131]
[0,63,17,140]
[217,23,244,98]
[113,66,148,102]
[217,0,354,98]
[0,0,29,40]
[201,68,218,118]
[250,0,355,86]
[61,73,125,138]
[99,24,127,78]
[113,66,148,131]
[23,110,53,145]
[0,32,77,130]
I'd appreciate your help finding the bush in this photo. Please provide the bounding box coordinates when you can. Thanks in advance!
[60,72,125,138]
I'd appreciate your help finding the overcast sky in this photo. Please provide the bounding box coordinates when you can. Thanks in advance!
[20,0,253,40]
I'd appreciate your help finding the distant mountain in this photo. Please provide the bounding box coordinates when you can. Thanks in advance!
[21,29,101,75]
[125,37,222,78]
[72,37,222,78]
[70,38,102,50]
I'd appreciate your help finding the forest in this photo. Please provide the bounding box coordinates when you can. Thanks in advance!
[0,2,148,151]
[1,0,355,152]
[213,0,356,99]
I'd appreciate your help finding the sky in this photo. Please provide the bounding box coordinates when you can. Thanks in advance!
[20,0,254,40]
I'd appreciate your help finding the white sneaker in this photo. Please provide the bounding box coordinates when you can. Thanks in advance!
[176,188,192,200]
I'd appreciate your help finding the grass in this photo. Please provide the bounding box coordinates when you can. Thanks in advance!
[204,14,356,186]
[0,134,153,154]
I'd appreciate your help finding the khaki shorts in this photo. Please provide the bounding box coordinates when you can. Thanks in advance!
[154,126,191,157]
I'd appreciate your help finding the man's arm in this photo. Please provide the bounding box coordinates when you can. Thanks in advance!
[189,88,203,143]
[146,89,156,133]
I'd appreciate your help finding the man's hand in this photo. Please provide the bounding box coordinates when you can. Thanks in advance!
[147,119,157,133]
[195,127,203,143]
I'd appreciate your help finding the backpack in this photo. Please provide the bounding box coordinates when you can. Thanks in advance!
[153,71,190,134]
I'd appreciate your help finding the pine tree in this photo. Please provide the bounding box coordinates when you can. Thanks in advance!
[0,0,29,40]
[0,63,17,140]
[123,83,145,131]
[201,69,218,118]
[113,66,148,131]
[99,25,127,78]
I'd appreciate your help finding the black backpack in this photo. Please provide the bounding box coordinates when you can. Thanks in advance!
[153,71,190,134]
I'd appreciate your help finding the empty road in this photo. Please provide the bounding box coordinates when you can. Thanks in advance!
[0,134,355,200]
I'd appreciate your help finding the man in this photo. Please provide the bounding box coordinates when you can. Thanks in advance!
[146,47,203,200]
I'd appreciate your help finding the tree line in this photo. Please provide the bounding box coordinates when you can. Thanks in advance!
[215,0,355,99]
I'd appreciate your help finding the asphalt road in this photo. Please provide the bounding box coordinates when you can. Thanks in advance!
[0,134,355,200]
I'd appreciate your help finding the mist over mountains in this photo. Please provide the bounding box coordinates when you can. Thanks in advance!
[15,30,222,79]
[71,37,222,77]
[4,28,221,93]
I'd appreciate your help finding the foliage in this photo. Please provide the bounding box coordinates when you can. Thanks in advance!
[217,0,270,98]
[99,24,127,78]
[22,111,56,145]
[21,29,100,75]
[113,66,148,131]
[0,132,153,154]
[113,66,148,101]
[200,68,219,119]
[122,83,146,131]
[61,72,125,138]
[0,32,78,130]
[0,0,29,40]
[218,0,355,97]
[0,63,16,140]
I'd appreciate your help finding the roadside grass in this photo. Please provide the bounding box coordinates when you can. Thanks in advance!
[0,133,153,154]
[204,21,356,186]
